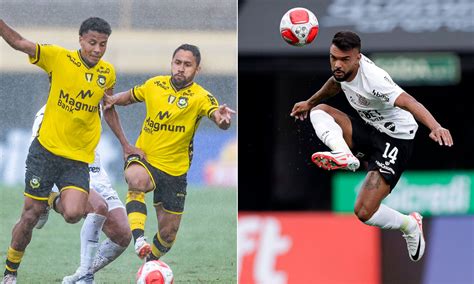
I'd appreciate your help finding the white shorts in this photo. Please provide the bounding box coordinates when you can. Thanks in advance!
[90,152,125,212]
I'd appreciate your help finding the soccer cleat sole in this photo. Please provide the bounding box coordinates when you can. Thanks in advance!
[311,152,348,170]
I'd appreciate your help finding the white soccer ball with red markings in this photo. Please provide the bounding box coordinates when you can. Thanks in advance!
[136,260,174,284]
[280,7,319,46]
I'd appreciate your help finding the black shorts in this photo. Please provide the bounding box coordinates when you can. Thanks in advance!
[25,138,90,200]
[350,117,414,190]
[125,155,187,214]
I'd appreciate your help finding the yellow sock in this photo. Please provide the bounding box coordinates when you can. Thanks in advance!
[4,246,24,275]
[126,191,147,242]
[150,232,174,259]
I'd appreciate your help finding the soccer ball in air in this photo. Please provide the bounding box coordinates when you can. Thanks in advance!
[279,7,319,46]
[136,260,174,284]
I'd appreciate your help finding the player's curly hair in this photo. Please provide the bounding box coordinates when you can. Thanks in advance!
[173,44,201,66]
[79,17,112,36]
[332,31,361,52]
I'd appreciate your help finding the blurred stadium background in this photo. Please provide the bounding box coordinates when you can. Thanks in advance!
[0,0,237,282]
[238,0,473,283]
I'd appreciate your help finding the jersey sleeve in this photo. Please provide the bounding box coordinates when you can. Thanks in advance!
[368,70,405,106]
[201,93,220,118]
[29,44,63,73]
[105,64,116,90]
[131,81,148,103]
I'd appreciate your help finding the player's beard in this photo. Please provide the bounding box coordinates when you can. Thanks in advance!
[332,68,353,82]
[171,73,194,89]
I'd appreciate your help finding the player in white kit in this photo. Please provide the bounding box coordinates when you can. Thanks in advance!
[32,106,131,282]
[291,31,453,262]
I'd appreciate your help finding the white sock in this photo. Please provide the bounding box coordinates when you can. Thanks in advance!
[91,238,127,273]
[364,204,417,234]
[79,213,106,275]
[310,109,352,153]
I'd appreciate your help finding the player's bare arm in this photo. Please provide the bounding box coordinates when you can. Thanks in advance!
[103,89,135,110]
[211,104,236,130]
[103,89,145,160]
[0,20,36,57]
[290,76,341,120]
[395,92,453,147]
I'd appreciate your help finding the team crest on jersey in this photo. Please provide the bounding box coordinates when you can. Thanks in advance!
[168,95,176,104]
[356,93,370,106]
[85,73,93,82]
[29,176,41,189]
[177,96,188,109]
[97,75,106,88]
[384,122,396,132]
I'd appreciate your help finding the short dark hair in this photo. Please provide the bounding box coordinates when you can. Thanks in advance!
[79,17,112,36]
[332,31,361,52]
[173,44,201,66]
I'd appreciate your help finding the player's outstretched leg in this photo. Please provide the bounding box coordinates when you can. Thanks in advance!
[309,108,360,171]
[364,205,425,261]
[356,172,426,262]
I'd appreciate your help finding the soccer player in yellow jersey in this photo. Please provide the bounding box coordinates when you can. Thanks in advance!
[105,44,235,261]
[0,17,138,283]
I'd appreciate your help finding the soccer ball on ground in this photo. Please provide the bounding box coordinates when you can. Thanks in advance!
[136,260,174,284]
[279,7,319,46]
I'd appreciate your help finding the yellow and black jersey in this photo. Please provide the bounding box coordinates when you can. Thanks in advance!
[132,75,219,176]
[29,44,116,163]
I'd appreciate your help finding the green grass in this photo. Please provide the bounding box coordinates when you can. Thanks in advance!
[0,185,237,283]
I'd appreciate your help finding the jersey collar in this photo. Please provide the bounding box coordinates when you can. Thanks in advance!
[77,50,97,69]
[170,77,194,93]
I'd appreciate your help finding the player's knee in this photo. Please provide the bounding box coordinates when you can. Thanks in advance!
[62,209,84,224]
[125,176,149,192]
[125,166,152,191]
[112,227,132,247]
[90,200,108,216]
[312,103,331,113]
[354,204,374,222]
[118,232,132,247]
